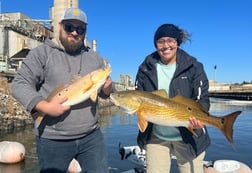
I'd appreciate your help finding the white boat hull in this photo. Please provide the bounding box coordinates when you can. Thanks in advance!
[119,143,252,173]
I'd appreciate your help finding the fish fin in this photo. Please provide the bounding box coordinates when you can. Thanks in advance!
[137,112,148,132]
[219,111,242,144]
[90,91,98,102]
[172,95,209,114]
[34,112,45,128]
[70,75,83,83]
[187,125,198,137]
[103,59,110,67]
[138,119,148,132]
[71,74,93,91]
[151,89,169,98]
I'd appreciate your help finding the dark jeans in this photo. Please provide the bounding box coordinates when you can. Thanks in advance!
[36,128,108,173]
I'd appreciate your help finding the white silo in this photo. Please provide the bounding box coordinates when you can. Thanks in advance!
[92,40,97,52]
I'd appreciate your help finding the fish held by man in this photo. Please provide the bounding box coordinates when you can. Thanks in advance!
[35,62,112,127]
[110,89,242,144]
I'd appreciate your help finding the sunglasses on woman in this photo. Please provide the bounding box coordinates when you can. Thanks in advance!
[62,22,86,35]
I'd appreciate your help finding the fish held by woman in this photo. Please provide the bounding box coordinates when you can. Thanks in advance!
[110,89,242,144]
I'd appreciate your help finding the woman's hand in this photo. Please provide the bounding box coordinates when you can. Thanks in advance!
[189,117,204,129]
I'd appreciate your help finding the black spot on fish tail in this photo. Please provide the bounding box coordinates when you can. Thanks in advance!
[221,118,225,124]
[220,111,242,144]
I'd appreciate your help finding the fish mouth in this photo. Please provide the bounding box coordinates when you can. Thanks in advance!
[109,95,136,114]
[110,95,120,106]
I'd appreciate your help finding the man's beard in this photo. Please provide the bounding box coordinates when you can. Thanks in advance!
[59,32,84,54]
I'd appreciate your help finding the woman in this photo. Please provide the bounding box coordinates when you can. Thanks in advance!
[135,23,211,173]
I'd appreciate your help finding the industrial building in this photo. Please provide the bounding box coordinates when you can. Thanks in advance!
[0,0,96,80]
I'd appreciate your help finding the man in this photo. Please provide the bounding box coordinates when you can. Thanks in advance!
[11,8,112,173]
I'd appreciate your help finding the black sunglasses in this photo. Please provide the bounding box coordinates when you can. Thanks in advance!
[62,23,86,35]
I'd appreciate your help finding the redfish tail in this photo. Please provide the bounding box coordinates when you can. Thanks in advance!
[34,112,44,128]
[221,111,242,144]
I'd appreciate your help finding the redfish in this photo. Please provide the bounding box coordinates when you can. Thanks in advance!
[35,61,111,127]
[110,89,241,144]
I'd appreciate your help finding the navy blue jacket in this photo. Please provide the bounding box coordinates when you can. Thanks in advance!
[135,48,211,157]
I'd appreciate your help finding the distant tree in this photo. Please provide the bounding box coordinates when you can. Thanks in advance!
[242,81,250,84]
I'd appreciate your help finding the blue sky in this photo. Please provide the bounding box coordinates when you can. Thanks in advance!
[2,0,252,83]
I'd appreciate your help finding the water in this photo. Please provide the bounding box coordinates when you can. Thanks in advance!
[0,99,252,173]
[205,99,252,167]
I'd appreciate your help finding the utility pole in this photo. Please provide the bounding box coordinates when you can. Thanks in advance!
[0,0,1,13]
[214,65,217,83]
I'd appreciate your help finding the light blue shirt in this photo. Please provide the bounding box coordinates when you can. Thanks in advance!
[152,61,182,141]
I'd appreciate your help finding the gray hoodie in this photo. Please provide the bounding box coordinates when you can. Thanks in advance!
[11,38,107,139]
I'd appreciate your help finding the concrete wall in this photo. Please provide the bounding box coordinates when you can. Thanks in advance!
[0,27,42,57]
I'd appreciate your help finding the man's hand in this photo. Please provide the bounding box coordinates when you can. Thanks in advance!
[101,76,113,96]
[35,97,71,117]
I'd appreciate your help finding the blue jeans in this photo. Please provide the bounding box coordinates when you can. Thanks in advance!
[36,128,108,173]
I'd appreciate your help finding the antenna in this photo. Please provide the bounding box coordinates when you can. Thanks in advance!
[0,0,1,13]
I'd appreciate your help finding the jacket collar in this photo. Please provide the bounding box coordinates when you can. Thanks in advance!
[144,48,196,73]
